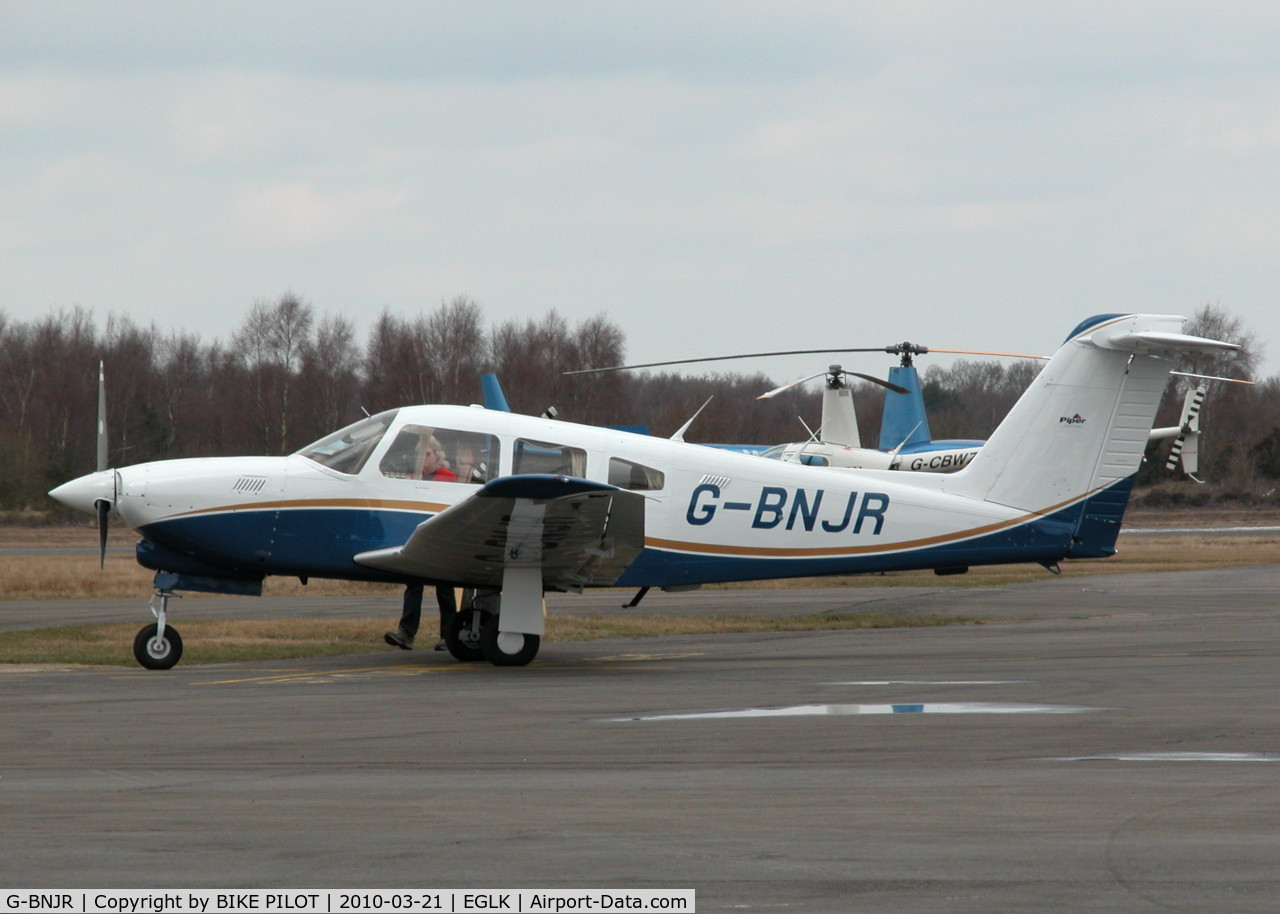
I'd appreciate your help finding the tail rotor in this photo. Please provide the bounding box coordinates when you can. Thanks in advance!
[1165,385,1206,482]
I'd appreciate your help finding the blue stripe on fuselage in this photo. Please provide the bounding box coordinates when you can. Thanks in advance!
[138,507,432,582]
[615,512,1076,586]
[136,477,1137,588]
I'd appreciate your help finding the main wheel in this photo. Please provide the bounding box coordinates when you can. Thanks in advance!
[444,608,490,662]
[133,622,183,670]
[479,614,540,667]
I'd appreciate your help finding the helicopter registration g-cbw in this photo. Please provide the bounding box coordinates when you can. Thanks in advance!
[51,313,1236,670]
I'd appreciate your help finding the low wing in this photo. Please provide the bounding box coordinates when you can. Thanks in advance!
[354,474,646,590]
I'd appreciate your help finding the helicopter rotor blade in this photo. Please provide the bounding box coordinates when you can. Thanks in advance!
[568,344,1048,376]
[843,371,910,394]
[757,372,828,399]
[925,347,1047,360]
[566,347,896,375]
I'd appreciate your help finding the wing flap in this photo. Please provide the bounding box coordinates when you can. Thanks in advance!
[354,475,646,589]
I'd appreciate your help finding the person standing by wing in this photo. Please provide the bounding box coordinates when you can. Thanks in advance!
[385,583,458,651]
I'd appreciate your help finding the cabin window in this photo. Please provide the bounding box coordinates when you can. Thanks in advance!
[798,454,829,466]
[513,439,587,477]
[608,457,665,491]
[379,425,500,483]
[297,410,396,475]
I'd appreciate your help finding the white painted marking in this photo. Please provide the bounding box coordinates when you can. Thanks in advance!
[833,680,1026,686]
[606,702,1100,722]
[1054,752,1279,763]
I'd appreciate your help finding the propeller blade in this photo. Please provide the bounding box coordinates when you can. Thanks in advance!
[96,360,108,472]
[94,362,115,567]
[96,498,110,569]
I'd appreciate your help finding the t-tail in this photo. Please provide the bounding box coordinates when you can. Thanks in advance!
[940,313,1238,558]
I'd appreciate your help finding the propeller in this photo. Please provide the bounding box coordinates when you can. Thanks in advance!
[94,361,116,568]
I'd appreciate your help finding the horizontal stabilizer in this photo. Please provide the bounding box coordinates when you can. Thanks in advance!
[1090,328,1241,356]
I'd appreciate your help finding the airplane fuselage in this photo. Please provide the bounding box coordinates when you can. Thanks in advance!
[56,404,1093,592]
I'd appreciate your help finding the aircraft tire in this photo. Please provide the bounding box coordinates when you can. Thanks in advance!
[133,622,183,670]
[479,615,540,667]
[444,608,489,662]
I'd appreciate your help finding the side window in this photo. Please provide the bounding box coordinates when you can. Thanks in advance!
[379,425,500,484]
[513,439,587,477]
[608,457,665,491]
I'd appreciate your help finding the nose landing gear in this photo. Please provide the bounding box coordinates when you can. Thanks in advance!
[133,589,183,670]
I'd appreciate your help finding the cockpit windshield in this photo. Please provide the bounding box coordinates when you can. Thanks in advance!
[296,410,398,475]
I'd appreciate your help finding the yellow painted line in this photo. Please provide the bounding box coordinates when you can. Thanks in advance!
[166,497,450,519]
[193,664,470,685]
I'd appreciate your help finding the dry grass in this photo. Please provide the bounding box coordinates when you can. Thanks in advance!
[0,549,400,602]
[0,612,981,666]
[2,519,1276,666]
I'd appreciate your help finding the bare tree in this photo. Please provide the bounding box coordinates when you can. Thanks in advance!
[424,295,487,405]
[300,314,361,436]
[233,293,315,452]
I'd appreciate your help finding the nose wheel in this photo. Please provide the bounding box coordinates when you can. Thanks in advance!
[443,605,491,662]
[133,589,183,670]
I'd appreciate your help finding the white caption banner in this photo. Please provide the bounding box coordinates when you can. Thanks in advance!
[2,892,695,914]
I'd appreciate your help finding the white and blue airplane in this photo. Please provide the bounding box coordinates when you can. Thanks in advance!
[50,313,1235,670]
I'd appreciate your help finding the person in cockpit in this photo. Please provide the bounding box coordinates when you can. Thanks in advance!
[418,435,456,482]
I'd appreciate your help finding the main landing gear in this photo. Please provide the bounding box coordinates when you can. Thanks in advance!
[133,588,183,670]
[443,589,541,667]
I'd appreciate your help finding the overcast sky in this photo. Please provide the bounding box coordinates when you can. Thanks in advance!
[3,1,1279,383]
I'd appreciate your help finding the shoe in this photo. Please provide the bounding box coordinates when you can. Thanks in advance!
[384,629,413,650]
[434,639,447,651]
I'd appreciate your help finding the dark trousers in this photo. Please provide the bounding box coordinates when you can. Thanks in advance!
[397,584,458,639]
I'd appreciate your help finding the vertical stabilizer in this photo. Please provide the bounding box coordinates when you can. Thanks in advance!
[941,314,1237,553]
[820,385,860,447]
[481,373,511,411]
[878,364,932,450]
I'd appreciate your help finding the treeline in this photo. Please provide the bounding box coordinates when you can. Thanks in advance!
[1,294,820,512]
[3,296,1276,515]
